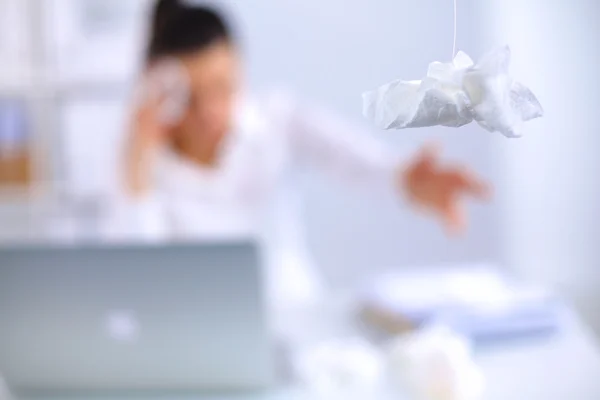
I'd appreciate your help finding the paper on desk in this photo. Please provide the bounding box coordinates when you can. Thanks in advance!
[293,337,386,400]
[364,266,513,312]
[388,325,486,400]
[361,265,559,340]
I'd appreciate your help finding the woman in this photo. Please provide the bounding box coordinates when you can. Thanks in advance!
[108,0,489,309]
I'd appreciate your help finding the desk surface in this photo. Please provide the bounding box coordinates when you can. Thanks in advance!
[15,298,600,400]
[275,297,600,400]
[474,309,600,399]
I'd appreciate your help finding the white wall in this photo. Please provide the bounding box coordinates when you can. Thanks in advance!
[479,0,600,331]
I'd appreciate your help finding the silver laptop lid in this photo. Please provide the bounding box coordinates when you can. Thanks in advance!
[0,242,274,394]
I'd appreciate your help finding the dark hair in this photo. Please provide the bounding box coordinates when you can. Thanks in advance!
[147,0,233,63]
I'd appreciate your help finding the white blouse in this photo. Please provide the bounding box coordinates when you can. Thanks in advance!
[104,90,401,311]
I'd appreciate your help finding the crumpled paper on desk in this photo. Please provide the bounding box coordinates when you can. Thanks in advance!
[362,46,543,138]
[293,327,485,400]
[293,337,386,400]
[388,326,485,400]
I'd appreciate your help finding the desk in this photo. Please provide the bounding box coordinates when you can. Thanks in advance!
[275,295,600,400]
[19,297,600,400]
[473,308,600,399]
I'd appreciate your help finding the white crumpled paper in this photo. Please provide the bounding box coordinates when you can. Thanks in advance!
[293,327,485,400]
[293,337,386,400]
[362,46,543,138]
[387,325,485,400]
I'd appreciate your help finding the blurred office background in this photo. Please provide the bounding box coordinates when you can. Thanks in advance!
[0,0,598,332]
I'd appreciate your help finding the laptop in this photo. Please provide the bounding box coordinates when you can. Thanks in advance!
[0,242,274,395]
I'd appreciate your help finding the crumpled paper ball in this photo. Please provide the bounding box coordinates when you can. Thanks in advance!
[362,46,543,138]
[293,337,386,400]
[387,325,486,400]
[292,328,485,400]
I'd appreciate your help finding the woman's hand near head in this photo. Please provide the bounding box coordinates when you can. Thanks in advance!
[124,60,192,196]
[124,75,169,197]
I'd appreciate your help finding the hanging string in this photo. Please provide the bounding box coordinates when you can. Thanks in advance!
[452,0,458,59]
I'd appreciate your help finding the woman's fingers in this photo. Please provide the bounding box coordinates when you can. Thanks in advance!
[441,197,466,235]
[124,70,171,197]
[443,167,490,200]
[131,79,175,146]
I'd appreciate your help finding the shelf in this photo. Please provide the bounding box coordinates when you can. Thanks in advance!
[0,0,148,210]
[0,181,59,203]
[0,74,134,98]
[0,71,55,98]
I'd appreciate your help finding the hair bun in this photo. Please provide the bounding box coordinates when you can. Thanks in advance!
[152,0,183,36]
[146,0,232,63]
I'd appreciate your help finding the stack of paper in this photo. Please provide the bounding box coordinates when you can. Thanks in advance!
[360,265,561,342]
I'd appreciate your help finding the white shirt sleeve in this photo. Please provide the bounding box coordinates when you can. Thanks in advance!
[278,93,403,187]
[101,189,169,243]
